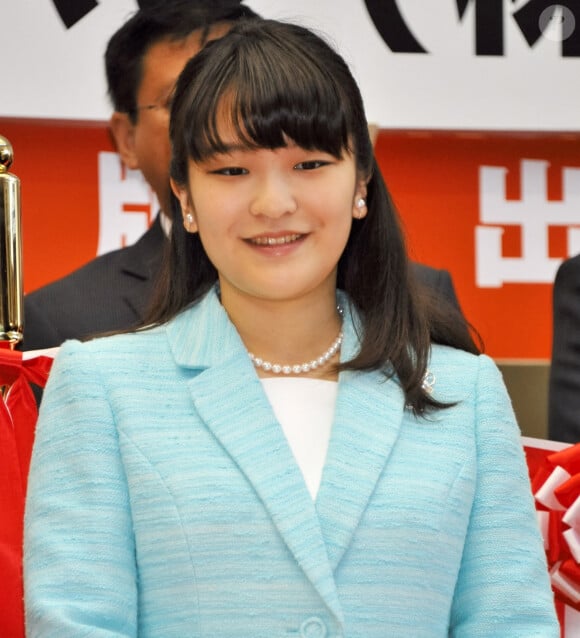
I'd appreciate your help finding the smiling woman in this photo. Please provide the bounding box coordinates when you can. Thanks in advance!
[171,139,362,342]
[23,18,559,638]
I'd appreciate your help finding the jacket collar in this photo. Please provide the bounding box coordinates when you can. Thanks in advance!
[119,214,166,319]
[119,214,165,280]
[165,290,405,624]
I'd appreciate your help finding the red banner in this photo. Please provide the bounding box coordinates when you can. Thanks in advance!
[1,118,579,359]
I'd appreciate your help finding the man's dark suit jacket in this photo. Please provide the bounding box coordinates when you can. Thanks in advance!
[23,216,165,350]
[23,214,463,350]
[549,253,580,443]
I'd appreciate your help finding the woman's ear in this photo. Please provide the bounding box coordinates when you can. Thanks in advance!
[353,179,369,219]
[109,112,139,170]
[170,178,198,233]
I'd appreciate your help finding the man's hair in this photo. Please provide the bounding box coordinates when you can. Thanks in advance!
[105,1,259,119]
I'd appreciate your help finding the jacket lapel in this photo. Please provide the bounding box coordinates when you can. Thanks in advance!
[316,368,405,570]
[166,291,344,623]
[315,299,406,571]
[119,215,166,320]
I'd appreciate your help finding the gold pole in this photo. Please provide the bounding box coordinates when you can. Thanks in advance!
[0,135,23,346]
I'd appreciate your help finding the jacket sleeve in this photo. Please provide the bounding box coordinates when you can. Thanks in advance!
[21,292,64,351]
[548,254,580,443]
[24,340,137,637]
[450,354,559,637]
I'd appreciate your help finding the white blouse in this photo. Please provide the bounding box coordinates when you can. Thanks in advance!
[260,377,338,500]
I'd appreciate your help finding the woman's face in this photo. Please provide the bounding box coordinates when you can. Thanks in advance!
[172,121,368,309]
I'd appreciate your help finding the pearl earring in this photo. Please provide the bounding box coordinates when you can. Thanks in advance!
[354,197,366,219]
[185,213,194,226]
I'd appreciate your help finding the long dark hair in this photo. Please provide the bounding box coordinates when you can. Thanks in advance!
[147,18,479,414]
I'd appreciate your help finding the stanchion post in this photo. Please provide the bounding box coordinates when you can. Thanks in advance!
[0,135,23,347]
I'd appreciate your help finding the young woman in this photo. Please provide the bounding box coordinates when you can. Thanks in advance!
[24,19,558,637]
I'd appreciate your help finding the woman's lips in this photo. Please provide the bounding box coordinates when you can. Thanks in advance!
[245,233,307,255]
[248,233,303,246]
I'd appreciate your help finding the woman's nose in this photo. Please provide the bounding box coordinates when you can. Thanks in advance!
[249,175,298,218]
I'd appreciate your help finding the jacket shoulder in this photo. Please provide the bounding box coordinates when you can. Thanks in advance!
[26,249,129,302]
[554,253,580,290]
[428,345,504,406]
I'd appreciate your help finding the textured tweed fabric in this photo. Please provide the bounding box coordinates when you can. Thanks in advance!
[24,289,559,637]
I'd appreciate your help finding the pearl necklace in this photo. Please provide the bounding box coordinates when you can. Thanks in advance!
[248,307,344,375]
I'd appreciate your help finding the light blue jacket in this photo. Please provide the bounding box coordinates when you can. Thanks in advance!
[24,289,558,637]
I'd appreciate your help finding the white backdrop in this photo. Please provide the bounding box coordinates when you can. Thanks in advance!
[2,0,579,130]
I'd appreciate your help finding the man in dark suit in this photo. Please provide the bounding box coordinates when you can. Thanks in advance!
[548,253,580,442]
[22,2,258,350]
[23,2,467,351]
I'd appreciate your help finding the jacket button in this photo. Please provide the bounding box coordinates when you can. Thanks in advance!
[300,616,327,638]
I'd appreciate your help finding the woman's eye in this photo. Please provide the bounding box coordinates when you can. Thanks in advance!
[295,160,329,171]
[212,167,247,176]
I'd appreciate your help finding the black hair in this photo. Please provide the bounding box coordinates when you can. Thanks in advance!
[104,0,259,121]
[148,18,480,414]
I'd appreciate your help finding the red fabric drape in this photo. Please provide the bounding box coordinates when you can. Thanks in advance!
[0,345,52,638]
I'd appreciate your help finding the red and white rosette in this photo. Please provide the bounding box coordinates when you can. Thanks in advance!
[523,436,580,637]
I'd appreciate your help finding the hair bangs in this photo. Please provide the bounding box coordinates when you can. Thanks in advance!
[181,32,355,162]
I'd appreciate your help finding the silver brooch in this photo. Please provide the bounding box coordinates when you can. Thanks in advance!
[422,369,435,394]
